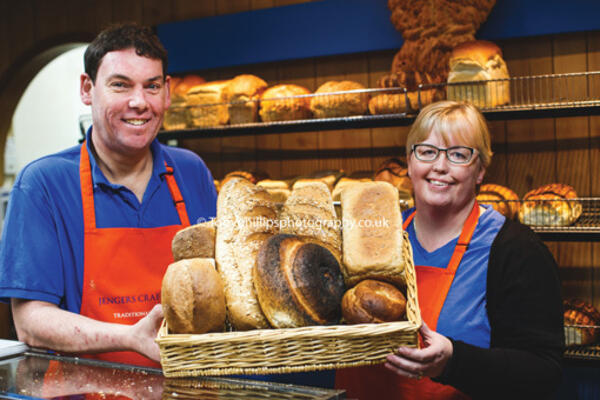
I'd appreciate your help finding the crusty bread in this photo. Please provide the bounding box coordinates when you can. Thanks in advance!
[447,40,510,108]
[172,74,206,103]
[476,183,520,219]
[171,220,216,261]
[373,158,413,201]
[186,80,230,127]
[161,258,226,334]
[332,177,372,202]
[254,234,346,328]
[518,183,582,227]
[257,179,291,203]
[163,74,206,131]
[221,170,269,187]
[215,177,278,330]
[341,279,406,324]
[223,74,267,125]
[280,181,342,264]
[341,181,405,287]
[259,84,312,122]
[564,298,600,346]
[310,81,369,118]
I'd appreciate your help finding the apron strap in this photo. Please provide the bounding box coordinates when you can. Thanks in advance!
[163,163,191,226]
[446,200,480,274]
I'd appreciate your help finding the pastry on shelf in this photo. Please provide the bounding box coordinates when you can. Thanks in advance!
[476,183,520,219]
[447,40,510,109]
[518,183,582,227]
[564,298,600,346]
[309,81,370,119]
[259,84,313,122]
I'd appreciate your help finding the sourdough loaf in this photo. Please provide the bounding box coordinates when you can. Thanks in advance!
[341,181,405,287]
[341,279,406,324]
[254,234,346,328]
[171,220,216,261]
[161,258,226,334]
[259,84,312,122]
[310,81,369,118]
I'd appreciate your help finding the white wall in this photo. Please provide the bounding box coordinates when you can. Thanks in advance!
[9,44,90,179]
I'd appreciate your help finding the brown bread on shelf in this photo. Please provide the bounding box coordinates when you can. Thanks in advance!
[161,258,226,334]
[254,234,346,328]
[564,298,600,346]
[341,181,405,287]
[256,179,291,203]
[163,74,206,131]
[259,84,312,122]
[447,40,510,108]
[332,177,372,202]
[518,183,582,227]
[309,81,370,118]
[215,177,278,330]
[186,80,230,127]
[374,158,413,202]
[171,220,216,261]
[341,279,406,324]
[476,183,520,219]
[223,74,267,125]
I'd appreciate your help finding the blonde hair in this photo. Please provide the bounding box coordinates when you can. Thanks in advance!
[406,101,493,167]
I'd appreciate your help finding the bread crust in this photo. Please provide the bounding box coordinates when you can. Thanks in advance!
[476,183,520,219]
[310,81,369,118]
[259,84,312,122]
[223,74,268,125]
[186,80,230,127]
[254,234,346,328]
[564,298,600,346]
[171,221,216,261]
[518,183,582,226]
[341,279,407,324]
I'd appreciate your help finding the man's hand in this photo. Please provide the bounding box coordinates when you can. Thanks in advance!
[128,304,164,362]
[384,321,453,379]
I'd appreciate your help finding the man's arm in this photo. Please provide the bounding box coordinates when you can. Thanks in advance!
[12,299,164,362]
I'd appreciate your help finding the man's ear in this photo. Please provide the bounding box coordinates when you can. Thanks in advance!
[80,73,93,106]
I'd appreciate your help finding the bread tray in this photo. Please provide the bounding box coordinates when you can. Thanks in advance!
[156,231,421,378]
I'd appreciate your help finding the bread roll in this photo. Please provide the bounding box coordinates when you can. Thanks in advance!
[221,170,269,187]
[518,183,582,226]
[161,258,226,334]
[564,298,600,346]
[186,80,230,127]
[280,181,342,264]
[447,40,510,108]
[259,84,312,122]
[342,279,406,324]
[257,179,291,203]
[341,181,405,287]
[310,81,369,118]
[172,74,206,104]
[171,220,216,261]
[374,158,413,202]
[215,177,278,330]
[254,234,346,328]
[476,183,520,219]
[223,74,267,125]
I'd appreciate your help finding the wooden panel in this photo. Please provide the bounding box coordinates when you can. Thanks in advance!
[0,1,9,79]
[216,0,252,15]
[170,0,217,20]
[7,1,35,61]
[484,120,508,186]
[142,0,168,26]
[66,0,113,37]
[111,0,143,24]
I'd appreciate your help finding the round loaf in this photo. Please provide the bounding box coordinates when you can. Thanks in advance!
[476,183,520,219]
[259,84,312,122]
[171,221,216,261]
[161,258,226,334]
[254,234,346,328]
[342,279,407,324]
[449,40,504,68]
[518,183,582,226]
[310,81,369,119]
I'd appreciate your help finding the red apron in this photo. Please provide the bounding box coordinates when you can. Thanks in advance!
[78,142,190,367]
[335,201,480,400]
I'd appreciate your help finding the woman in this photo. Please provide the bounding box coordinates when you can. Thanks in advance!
[336,101,564,399]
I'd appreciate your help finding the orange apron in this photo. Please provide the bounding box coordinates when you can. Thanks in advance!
[78,142,190,367]
[335,201,480,400]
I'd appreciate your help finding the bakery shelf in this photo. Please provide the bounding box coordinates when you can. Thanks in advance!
[564,345,600,362]
[155,71,600,141]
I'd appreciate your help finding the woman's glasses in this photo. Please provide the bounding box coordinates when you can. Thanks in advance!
[411,144,477,165]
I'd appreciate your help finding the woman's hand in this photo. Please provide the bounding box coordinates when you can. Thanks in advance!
[129,303,164,362]
[384,321,453,379]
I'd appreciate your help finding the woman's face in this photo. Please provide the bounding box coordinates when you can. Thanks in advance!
[407,129,485,213]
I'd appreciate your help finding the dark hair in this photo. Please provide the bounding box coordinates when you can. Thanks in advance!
[84,23,168,83]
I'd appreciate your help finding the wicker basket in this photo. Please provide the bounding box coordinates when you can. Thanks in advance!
[156,231,421,378]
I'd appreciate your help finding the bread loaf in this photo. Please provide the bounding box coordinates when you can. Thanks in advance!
[163,75,206,131]
[310,81,369,118]
[161,258,226,334]
[171,220,216,261]
[518,183,582,227]
[341,181,405,287]
[186,80,230,127]
[341,279,406,324]
[374,158,413,202]
[476,183,520,219]
[256,179,291,203]
[280,181,342,264]
[564,299,600,346]
[259,84,312,122]
[254,234,346,328]
[223,74,267,125]
[332,177,372,202]
[215,177,278,330]
[447,40,510,108]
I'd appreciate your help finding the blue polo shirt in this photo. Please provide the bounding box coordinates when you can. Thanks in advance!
[0,130,217,314]
[403,205,505,348]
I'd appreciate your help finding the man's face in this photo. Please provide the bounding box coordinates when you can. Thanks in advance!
[80,48,170,156]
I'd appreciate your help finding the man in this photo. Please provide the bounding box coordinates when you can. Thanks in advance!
[0,23,217,367]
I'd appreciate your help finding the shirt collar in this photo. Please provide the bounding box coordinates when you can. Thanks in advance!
[85,127,168,189]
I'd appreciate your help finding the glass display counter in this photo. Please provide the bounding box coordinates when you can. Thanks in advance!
[0,347,345,399]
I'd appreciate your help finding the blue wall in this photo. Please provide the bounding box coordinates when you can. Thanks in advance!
[157,0,600,74]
